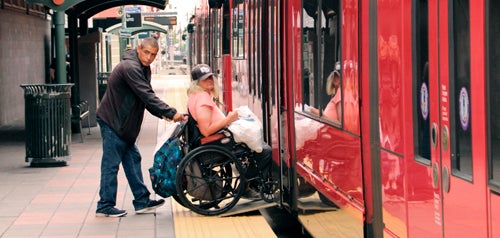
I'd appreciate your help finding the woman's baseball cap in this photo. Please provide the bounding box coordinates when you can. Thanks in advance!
[191,64,214,81]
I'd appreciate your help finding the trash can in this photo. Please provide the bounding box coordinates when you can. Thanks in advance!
[20,84,73,167]
[98,72,111,101]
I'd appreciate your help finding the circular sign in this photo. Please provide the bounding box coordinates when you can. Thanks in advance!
[52,0,64,6]
[458,87,470,131]
[420,82,429,120]
[442,125,449,151]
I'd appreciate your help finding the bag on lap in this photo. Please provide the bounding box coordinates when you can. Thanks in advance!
[228,106,264,152]
[149,136,184,198]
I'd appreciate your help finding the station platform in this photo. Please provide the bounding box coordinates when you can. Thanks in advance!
[0,69,277,237]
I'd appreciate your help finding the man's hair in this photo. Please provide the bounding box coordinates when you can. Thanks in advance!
[140,37,159,49]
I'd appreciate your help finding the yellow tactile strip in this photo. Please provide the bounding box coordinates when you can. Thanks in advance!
[172,200,277,238]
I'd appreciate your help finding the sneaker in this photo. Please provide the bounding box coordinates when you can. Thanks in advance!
[135,199,165,214]
[96,207,127,217]
[242,188,261,201]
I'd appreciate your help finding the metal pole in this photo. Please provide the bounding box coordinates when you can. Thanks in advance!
[54,10,67,84]
[68,14,80,105]
[120,6,127,58]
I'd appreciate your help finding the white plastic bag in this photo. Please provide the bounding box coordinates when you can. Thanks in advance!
[228,106,264,152]
[155,122,180,152]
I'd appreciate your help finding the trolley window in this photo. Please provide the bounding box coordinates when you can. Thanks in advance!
[269,0,279,107]
[412,0,431,163]
[212,8,222,58]
[232,0,245,59]
[222,4,230,55]
[249,1,258,97]
[256,3,262,99]
[449,0,472,181]
[300,0,342,125]
[487,0,500,191]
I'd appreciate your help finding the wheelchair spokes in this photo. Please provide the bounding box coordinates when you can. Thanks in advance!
[260,179,279,203]
[175,145,246,216]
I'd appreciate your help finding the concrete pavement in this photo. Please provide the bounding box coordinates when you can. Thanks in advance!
[0,70,187,238]
[0,67,278,238]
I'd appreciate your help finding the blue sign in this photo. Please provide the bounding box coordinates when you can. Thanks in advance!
[125,6,141,14]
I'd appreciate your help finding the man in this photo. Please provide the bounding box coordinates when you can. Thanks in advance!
[95,37,184,217]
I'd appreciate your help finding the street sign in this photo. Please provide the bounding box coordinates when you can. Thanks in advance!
[125,6,142,28]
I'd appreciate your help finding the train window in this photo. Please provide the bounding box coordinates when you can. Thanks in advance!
[413,0,431,162]
[212,8,222,58]
[232,0,245,59]
[270,0,280,107]
[256,4,262,100]
[203,17,211,63]
[246,1,261,96]
[249,2,258,97]
[301,0,342,124]
[449,0,472,180]
[487,0,500,189]
[222,4,230,55]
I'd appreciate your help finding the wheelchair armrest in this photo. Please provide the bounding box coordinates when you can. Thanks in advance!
[200,133,226,145]
[200,129,233,145]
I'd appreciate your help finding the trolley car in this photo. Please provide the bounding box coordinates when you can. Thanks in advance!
[185,0,500,237]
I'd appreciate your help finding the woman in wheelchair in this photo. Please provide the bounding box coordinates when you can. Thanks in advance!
[187,64,272,199]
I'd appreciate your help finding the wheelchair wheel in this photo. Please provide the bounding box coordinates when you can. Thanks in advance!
[175,145,246,216]
[260,179,279,203]
[171,194,185,207]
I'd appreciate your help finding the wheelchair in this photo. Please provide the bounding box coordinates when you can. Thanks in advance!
[171,116,278,216]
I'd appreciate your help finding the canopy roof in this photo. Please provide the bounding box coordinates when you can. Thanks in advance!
[68,0,167,19]
[27,0,167,18]
[106,21,168,35]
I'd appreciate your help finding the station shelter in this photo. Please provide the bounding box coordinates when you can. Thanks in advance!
[0,0,172,130]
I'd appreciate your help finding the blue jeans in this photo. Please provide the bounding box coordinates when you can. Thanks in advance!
[96,118,151,211]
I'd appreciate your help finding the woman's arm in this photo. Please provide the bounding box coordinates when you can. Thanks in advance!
[196,106,238,137]
[310,107,320,115]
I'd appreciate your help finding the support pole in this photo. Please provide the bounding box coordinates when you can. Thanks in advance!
[68,14,79,106]
[54,10,67,84]
[119,6,127,57]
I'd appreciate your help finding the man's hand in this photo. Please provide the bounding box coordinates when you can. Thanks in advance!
[172,112,186,122]
[162,113,187,122]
